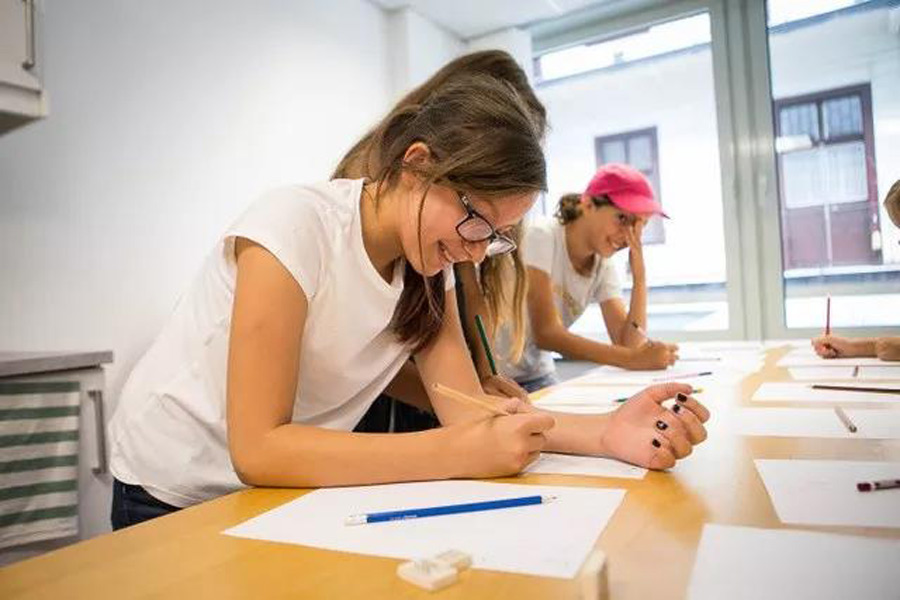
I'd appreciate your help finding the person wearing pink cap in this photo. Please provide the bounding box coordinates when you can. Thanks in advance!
[494,163,678,392]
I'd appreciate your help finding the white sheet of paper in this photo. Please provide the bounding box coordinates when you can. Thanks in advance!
[538,404,618,414]
[777,349,888,368]
[523,452,647,479]
[754,459,900,528]
[788,366,857,381]
[688,524,900,600]
[858,365,900,380]
[223,481,626,578]
[752,382,900,403]
[574,364,726,385]
[535,385,644,406]
[734,408,900,439]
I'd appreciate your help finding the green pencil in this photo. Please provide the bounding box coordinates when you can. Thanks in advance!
[474,314,498,376]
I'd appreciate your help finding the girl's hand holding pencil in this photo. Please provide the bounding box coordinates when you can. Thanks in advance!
[432,383,555,478]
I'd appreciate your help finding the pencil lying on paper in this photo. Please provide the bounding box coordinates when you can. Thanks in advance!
[432,383,508,416]
[857,479,900,492]
[811,384,900,395]
[345,494,556,525]
[834,407,857,433]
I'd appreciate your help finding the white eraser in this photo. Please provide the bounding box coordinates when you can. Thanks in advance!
[397,559,458,592]
[432,549,472,571]
[577,548,609,600]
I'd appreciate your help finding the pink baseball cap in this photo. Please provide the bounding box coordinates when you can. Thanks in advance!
[584,163,668,218]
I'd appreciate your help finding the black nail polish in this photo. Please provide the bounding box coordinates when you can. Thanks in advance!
[673,404,682,414]
[652,438,661,448]
[676,392,688,402]
[655,420,668,431]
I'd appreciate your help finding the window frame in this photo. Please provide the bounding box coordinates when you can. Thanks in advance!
[594,126,666,245]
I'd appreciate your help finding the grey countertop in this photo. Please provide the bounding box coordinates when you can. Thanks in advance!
[0,351,114,378]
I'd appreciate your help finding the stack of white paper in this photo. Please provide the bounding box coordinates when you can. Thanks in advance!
[688,524,900,600]
[223,480,626,578]
[754,459,900,528]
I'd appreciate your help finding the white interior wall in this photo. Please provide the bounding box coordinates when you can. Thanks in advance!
[0,0,394,405]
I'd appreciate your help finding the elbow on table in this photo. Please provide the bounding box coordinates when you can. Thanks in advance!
[229,440,272,487]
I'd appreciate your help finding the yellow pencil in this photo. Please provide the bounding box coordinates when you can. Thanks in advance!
[432,383,509,417]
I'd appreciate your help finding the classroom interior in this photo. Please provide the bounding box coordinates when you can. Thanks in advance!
[1,0,898,598]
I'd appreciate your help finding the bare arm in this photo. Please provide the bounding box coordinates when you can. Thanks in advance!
[603,221,648,347]
[526,266,634,368]
[226,239,554,487]
[876,337,900,361]
[226,239,460,487]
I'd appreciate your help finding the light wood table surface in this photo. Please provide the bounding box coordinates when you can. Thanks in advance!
[2,345,898,599]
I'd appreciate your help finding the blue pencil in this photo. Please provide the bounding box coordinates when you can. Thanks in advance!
[345,494,556,525]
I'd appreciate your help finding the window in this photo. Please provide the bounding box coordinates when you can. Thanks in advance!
[535,11,731,336]
[775,85,878,270]
[766,0,899,329]
[595,127,665,244]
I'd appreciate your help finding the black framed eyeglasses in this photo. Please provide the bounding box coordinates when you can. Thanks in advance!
[455,193,517,257]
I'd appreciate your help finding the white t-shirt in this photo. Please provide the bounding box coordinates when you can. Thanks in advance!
[495,217,621,382]
[109,179,454,507]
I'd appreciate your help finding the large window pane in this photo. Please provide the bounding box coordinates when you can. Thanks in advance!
[535,11,730,336]
[767,0,900,328]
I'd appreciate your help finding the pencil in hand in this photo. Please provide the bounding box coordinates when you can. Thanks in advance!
[432,383,510,417]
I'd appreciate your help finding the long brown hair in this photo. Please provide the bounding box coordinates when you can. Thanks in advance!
[333,51,546,358]
[354,75,545,352]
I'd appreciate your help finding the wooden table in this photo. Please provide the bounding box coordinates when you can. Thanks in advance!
[2,346,898,599]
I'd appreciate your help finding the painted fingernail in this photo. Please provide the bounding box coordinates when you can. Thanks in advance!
[676,392,688,402]
[673,404,682,414]
[655,420,668,431]
[652,438,661,448]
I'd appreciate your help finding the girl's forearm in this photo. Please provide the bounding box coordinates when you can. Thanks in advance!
[231,424,461,488]
[526,408,607,456]
[536,328,634,368]
[622,273,648,348]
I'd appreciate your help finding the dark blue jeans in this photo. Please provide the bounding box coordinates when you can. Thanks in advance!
[111,479,180,530]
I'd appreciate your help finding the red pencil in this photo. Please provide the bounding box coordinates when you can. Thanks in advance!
[825,295,831,336]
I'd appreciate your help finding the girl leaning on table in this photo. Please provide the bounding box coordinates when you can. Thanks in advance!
[337,51,541,438]
[493,164,680,393]
[107,66,709,531]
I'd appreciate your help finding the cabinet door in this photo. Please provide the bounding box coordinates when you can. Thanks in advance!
[0,0,40,92]
[0,368,112,567]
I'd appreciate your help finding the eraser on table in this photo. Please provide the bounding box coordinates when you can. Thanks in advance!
[396,558,458,592]
[432,549,472,571]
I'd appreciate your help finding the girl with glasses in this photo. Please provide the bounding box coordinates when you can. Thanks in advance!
[108,60,710,532]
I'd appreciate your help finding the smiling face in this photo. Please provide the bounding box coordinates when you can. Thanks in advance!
[580,198,649,258]
[398,184,536,277]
